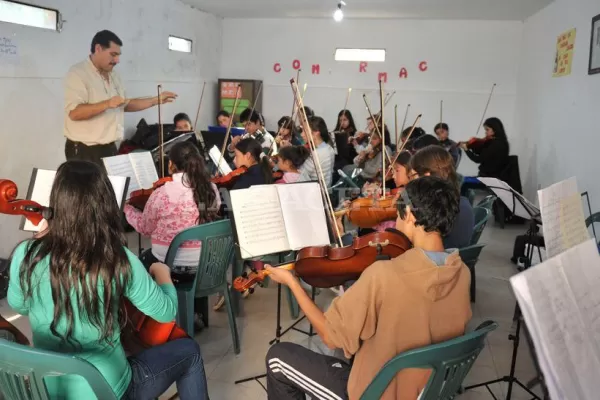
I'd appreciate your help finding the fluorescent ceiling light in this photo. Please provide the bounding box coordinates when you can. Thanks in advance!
[0,0,61,31]
[335,48,386,62]
[168,36,193,53]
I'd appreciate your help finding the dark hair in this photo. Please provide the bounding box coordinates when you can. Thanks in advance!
[278,116,299,138]
[397,176,460,236]
[394,151,412,169]
[217,110,230,119]
[169,141,217,222]
[303,106,315,118]
[240,108,261,124]
[402,126,426,141]
[410,145,460,193]
[484,117,508,142]
[434,123,449,133]
[235,138,273,184]
[90,30,123,53]
[412,135,441,152]
[307,116,332,145]
[19,161,130,347]
[173,112,191,125]
[277,146,310,169]
[334,109,357,134]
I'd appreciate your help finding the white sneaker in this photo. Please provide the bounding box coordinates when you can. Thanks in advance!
[213,294,225,311]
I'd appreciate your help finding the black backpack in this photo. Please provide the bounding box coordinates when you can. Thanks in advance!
[0,258,8,300]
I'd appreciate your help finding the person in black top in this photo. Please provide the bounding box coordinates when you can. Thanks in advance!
[332,109,358,172]
[460,117,509,178]
[231,137,274,190]
[434,123,461,167]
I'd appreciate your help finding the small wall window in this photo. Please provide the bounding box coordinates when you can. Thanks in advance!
[169,36,192,53]
[0,0,62,31]
[335,48,386,62]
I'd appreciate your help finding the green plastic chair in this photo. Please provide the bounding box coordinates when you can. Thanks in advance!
[0,339,117,400]
[360,320,498,400]
[458,244,486,303]
[470,207,491,246]
[165,220,239,354]
[476,195,497,213]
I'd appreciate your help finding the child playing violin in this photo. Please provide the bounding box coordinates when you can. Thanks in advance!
[8,160,209,399]
[230,137,275,190]
[333,109,358,171]
[274,145,310,184]
[275,116,303,147]
[351,129,393,187]
[125,141,220,283]
[264,176,471,400]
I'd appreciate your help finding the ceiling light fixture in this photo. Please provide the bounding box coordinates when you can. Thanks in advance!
[333,1,346,22]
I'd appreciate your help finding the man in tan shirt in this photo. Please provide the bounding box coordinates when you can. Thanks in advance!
[64,30,177,166]
[265,176,472,400]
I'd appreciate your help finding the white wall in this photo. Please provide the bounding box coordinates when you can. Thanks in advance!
[220,18,524,176]
[0,0,222,257]
[516,0,600,212]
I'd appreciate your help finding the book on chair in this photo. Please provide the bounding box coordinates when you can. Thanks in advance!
[228,182,330,259]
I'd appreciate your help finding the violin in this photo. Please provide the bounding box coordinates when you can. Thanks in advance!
[0,178,189,355]
[233,229,412,291]
[459,137,491,151]
[211,166,248,189]
[128,177,173,210]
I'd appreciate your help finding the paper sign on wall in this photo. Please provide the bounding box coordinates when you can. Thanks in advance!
[553,28,576,77]
[0,36,18,62]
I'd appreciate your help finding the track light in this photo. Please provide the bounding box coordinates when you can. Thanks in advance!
[333,1,346,22]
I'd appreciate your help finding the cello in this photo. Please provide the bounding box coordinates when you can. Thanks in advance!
[0,179,188,353]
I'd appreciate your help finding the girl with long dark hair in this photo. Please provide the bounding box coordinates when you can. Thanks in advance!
[298,116,336,187]
[333,109,358,171]
[231,137,274,190]
[8,160,208,399]
[460,117,510,178]
[125,141,220,281]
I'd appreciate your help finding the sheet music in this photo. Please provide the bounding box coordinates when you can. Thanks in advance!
[103,154,140,194]
[477,177,539,220]
[538,177,589,259]
[128,152,158,191]
[22,169,129,232]
[230,185,289,258]
[208,146,232,176]
[510,239,600,400]
[277,182,330,250]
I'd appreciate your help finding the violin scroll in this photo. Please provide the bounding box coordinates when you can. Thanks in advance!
[0,179,50,226]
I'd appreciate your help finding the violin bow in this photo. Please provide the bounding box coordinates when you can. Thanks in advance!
[400,103,411,134]
[290,78,343,247]
[475,83,496,137]
[157,85,164,178]
[362,93,392,165]
[385,114,423,177]
[343,88,352,113]
[379,80,386,199]
[246,81,264,136]
[394,104,399,156]
[440,100,443,127]
[192,81,207,135]
[217,84,242,175]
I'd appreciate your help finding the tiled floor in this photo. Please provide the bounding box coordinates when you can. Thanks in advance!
[0,222,546,400]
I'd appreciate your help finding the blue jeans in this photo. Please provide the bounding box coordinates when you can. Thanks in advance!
[123,338,209,400]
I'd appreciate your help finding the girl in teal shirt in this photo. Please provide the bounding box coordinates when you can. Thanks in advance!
[8,161,209,400]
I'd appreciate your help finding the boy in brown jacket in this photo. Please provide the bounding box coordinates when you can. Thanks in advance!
[265,176,472,400]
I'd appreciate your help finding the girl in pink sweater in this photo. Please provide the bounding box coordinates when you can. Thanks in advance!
[275,145,311,184]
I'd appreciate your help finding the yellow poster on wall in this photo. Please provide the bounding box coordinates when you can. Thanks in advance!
[553,28,576,77]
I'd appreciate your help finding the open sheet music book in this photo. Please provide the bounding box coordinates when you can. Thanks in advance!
[538,177,589,259]
[229,182,330,259]
[477,177,540,221]
[208,146,232,176]
[102,152,158,198]
[21,168,129,232]
[510,239,600,400]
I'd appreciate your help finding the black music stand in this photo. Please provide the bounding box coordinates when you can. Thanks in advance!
[463,179,547,400]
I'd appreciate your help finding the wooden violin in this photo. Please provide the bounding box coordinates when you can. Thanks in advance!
[128,177,173,210]
[0,178,188,354]
[233,229,412,291]
[458,136,492,151]
[211,166,248,189]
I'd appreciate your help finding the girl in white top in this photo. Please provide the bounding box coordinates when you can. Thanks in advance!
[298,116,336,187]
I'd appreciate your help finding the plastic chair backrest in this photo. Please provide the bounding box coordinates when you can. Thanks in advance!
[476,195,496,213]
[164,219,234,296]
[0,339,117,400]
[585,212,600,246]
[458,244,486,268]
[360,321,498,400]
[337,169,360,189]
[470,207,491,245]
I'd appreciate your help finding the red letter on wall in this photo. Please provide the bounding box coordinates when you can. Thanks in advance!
[399,68,408,79]
[359,62,368,73]
[419,61,428,72]
[378,72,388,83]
[273,63,281,73]
[312,64,320,75]
[292,59,301,70]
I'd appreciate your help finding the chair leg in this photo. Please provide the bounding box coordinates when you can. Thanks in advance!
[470,265,476,303]
[176,291,195,337]
[223,288,240,354]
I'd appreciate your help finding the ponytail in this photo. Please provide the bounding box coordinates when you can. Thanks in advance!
[259,155,274,184]
[235,137,274,184]
[169,141,218,223]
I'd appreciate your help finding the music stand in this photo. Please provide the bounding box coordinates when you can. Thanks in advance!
[463,177,547,400]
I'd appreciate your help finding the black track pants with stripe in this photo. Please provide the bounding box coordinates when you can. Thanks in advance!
[266,342,351,400]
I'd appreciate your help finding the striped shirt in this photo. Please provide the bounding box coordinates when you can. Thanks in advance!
[298,142,336,187]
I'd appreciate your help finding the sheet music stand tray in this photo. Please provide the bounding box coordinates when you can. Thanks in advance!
[463,180,548,400]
